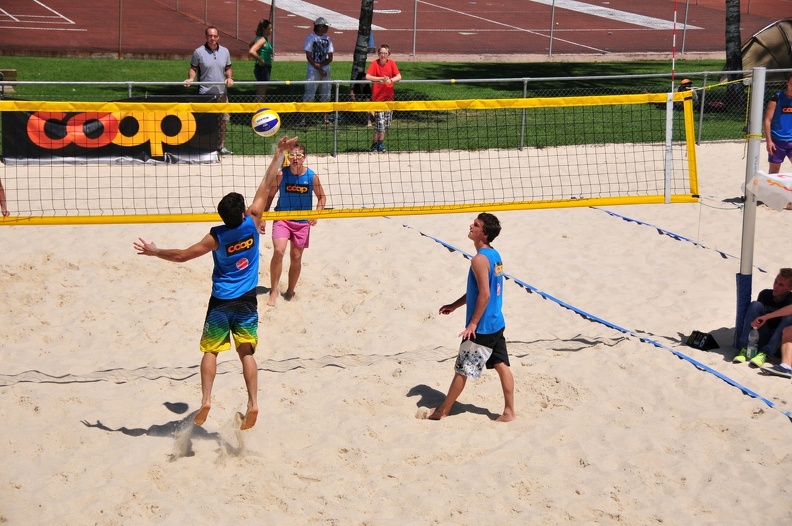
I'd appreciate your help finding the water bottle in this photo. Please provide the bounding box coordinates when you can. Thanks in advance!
[747,328,760,359]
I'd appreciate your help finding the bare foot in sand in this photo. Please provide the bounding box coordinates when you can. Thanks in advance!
[194,404,211,426]
[240,407,258,430]
[283,291,295,302]
[267,291,278,307]
[496,411,516,423]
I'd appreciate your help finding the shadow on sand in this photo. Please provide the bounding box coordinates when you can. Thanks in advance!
[406,383,499,420]
[81,401,247,461]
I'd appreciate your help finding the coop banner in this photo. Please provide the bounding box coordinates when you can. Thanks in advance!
[2,104,219,164]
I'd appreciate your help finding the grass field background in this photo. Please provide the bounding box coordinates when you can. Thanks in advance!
[0,56,774,155]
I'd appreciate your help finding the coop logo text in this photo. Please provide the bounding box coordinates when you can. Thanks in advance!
[25,111,198,157]
[226,236,255,255]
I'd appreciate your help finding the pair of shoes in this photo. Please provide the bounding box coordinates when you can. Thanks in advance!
[749,352,767,368]
[732,348,748,363]
[218,147,233,155]
[761,363,792,379]
[377,142,386,152]
[370,143,379,152]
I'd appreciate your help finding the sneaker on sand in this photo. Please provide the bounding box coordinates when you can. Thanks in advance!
[749,352,767,368]
[218,147,233,155]
[732,348,748,363]
[762,364,792,379]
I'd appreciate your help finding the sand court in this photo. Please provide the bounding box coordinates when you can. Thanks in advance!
[1,142,792,523]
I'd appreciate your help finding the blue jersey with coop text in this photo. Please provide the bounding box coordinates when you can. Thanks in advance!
[275,167,315,222]
[465,247,505,334]
[770,90,792,142]
[209,215,259,299]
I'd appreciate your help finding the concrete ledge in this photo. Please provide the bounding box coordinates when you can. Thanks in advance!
[271,52,726,64]
[0,69,17,94]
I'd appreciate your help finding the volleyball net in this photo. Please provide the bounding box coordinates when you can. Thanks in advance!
[0,92,698,225]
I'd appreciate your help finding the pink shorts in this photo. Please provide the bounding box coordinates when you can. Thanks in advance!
[272,220,311,248]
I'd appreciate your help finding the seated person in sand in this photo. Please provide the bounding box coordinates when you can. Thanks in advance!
[760,324,792,379]
[734,268,792,367]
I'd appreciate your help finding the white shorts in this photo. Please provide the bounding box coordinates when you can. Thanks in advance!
[454,339,493,379]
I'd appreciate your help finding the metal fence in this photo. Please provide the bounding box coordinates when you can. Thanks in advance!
[2,70,791,146]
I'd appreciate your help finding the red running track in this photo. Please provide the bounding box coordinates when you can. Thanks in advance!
[0,0,786,60]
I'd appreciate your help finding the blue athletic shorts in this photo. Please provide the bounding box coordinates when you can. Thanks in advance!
[769,139,792,164]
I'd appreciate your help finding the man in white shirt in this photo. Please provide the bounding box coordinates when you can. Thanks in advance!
[302,17,334,125]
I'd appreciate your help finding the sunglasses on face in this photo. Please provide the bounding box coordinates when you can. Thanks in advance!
[287,153,305,159]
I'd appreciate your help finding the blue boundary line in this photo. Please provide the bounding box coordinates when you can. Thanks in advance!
[595,207,768,274]
[393,218,792,421]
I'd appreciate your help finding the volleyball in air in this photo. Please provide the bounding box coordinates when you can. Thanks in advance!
[251,108,281,138]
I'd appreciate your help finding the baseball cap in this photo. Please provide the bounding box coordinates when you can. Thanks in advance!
[314,17,329,27]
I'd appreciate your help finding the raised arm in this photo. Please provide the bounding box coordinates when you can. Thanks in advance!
[247,135,299,222]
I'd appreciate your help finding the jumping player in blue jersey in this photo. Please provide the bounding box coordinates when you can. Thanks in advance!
[134,135,300,430]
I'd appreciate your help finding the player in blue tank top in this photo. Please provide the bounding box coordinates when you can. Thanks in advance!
[764,72,792,175]
[427,213,516,422]
[134,135,301,430]
[261,141,326,307]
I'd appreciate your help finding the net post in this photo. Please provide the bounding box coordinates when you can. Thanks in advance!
[519,79,528,150]
[663,92,674,203]
[735,66,766,347]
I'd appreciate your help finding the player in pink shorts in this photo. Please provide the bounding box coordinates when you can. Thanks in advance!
[261,141,326,306]
[271,219,311,247]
